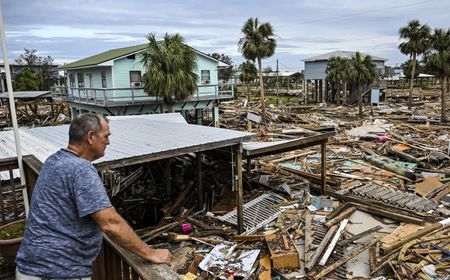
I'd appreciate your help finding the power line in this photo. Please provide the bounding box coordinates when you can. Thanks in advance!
[293,0,434,26]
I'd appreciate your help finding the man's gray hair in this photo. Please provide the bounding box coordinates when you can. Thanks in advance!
[69,113,109,144]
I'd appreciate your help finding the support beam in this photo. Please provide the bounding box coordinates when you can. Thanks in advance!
[213,106,220,128]
[234,144,244,234]
[196,152,203,210]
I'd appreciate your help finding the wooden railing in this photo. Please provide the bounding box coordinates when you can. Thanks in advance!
[0,156,41,225]
[0,156,178,279]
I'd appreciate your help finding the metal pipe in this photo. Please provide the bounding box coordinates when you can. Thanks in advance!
[0,2,29,216]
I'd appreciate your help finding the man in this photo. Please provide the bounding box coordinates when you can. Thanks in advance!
[16,113,172,279]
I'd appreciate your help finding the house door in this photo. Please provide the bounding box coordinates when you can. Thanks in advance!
[88,73,94,99]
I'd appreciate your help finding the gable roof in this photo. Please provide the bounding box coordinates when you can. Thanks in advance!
[61,43,230,70]
[304,51,387,62]
[61,44,147,69]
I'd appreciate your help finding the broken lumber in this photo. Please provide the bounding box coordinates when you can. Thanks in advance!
[312,237,380,280]
[325,206,356,227]
[306,224,337,270]
[319,219,348,266]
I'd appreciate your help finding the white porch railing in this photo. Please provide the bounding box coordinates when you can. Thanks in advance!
[51,84,234,106]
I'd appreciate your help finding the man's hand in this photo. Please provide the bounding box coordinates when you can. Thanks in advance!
[146,248,172,265]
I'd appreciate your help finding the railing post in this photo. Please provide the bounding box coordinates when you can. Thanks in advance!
[131,88,135,104]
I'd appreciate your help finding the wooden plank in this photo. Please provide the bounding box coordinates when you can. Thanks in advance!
[339,225,382,246]
[381,223,430,245]
[325,206,356,227]
[266,232,300,269]
[235,144,244,234]
[321,142,327,194]
[381,223,443,254]
[244,131,334,159]
[415,176,442,197]
[304,211,313,264]
[347,202,425,225]
[312,237,380,280]
[306,224,337,270]
[258,255,271,280]
[319,219,348,266]
[103,235,180,280]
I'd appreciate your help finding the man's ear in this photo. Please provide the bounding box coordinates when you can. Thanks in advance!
[86,131,95,145]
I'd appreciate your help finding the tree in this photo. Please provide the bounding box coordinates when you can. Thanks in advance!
[12,68,40,91]
[14,49,57,90]
[326,57,352,105]
[401,59,423,83]
[238,17,277,124]
[399,19,431,109]
[14,48,42,66]
[424,28,450,122]
[239,60,258,102]
[350,52,378,118]
[41,56,56,90]
[209,53,234,82]
[141,33,198,112]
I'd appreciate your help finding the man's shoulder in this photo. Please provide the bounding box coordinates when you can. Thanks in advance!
[44,150,94,173]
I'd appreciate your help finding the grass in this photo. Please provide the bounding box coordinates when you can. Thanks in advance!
[0,220,25,240]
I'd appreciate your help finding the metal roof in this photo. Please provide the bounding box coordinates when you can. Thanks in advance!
[0,91,51,99]
[304,51,387,62]
[60,44,230,70]
[0,113,254,177]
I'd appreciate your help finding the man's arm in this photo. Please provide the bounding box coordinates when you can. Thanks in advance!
[91,207,172,265]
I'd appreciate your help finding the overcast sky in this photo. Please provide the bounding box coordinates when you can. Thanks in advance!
[2,0,449,72]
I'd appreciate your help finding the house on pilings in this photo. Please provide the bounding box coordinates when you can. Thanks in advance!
[303,51,387,105]
[52,44,233,126]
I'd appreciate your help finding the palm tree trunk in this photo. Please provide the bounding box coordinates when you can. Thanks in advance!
[343,83,347,106]
[247,83,251,103]
[257,57,266,125]
[441,76,447,122]
[408,53,417,110]
[358,84,363,118]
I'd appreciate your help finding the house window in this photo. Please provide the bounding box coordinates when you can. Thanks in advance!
[77,73,84,88]
[101,71,107,88]
[130,71,142,87]
[69,74,75,87]
[201,70,210,84]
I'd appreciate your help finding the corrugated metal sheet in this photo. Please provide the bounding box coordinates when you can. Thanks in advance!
[0,113,254,179]
[0,91,51,99]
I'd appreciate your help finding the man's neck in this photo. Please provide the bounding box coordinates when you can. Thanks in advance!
[66,144,92,161]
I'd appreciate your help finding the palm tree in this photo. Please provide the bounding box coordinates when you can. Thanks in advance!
[141,33,198,112]
[351,52,379,118]
[12,68,40,91]
[238,17,277,124]
[399,19,431,110]
[424,28,450,122]
[326,57,352,105]
[239,61,258,103]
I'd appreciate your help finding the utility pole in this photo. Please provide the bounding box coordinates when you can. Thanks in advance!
[276,59,279,105]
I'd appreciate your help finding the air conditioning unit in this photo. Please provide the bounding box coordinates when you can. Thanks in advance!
[131,82,142,87]
[203,80,210,85]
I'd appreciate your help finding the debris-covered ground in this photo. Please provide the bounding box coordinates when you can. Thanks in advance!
[2,88,450,279]
[126,89,450,279]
